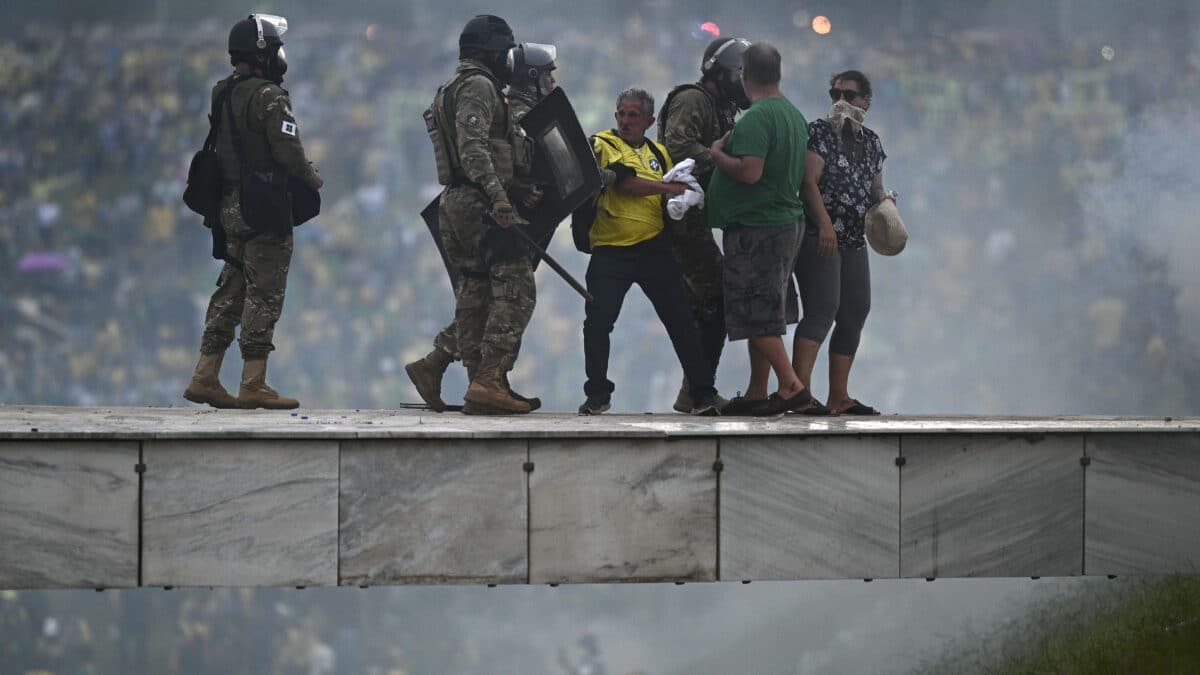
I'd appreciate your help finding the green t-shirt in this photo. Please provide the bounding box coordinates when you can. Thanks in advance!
[707,96,808,228]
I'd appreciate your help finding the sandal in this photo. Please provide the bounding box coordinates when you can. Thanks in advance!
[785,388,832,416]
[834,399,880,415]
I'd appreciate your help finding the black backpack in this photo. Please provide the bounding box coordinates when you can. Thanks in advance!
[182,83,234,225]
[571,134,668,254]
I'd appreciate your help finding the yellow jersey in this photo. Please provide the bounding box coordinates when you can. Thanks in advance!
[590,129,673,248]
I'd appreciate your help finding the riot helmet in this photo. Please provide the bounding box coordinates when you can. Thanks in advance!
[228,14,289,83]
[459,14,516,82]
[506,43,557,99]
[701,37,751,110]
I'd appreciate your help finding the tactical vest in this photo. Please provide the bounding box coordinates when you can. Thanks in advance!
[657,82,736,144]
[214,75,283,183]
[424,65,531,187]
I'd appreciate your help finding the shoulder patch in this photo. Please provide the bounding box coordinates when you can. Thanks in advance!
[281,121,297,137]
[457,110,483,130]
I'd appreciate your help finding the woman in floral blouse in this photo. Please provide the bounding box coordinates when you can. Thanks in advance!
[793,70,893,415]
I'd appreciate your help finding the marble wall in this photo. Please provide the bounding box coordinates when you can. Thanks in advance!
[1086,433,1200,575]
[142,440,338,587]
[528,439,717,583]
[0,441,138,588]
[721,436,900,580]
[340,439,528,585]
[4,429,1199,589]
[900,434,1084,578]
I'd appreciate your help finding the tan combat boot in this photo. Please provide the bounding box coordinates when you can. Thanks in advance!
[502,373,541,412]
[405,348,455,412]
[183,352,240,409]
[463,355,530,415]
[237,358,300,409]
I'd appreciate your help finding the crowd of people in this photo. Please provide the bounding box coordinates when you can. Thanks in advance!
[1,587,632,675]
[2,10,1199,414]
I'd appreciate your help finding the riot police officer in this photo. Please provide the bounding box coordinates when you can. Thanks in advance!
[184,14,323,410]
[405,40,557,414]
[657,36,752,413]
[415,15,538,415]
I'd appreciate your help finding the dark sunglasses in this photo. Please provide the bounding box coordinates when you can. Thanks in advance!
[829,87,863,102]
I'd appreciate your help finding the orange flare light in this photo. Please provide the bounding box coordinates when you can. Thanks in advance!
[812,15,832,35]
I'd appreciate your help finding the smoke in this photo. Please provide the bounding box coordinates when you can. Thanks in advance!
[1084,105,1200,325]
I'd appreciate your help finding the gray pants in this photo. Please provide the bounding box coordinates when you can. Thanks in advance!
[794,235,871,356]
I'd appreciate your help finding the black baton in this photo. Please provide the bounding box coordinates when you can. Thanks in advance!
[488,216,594,303]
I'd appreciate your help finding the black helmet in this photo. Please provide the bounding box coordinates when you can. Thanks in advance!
[459,15,516,58]
[701,37,751,110]
[229,14,284,54]
[228,14,289,82]
[701,37,750,76]
[507,43,557,98]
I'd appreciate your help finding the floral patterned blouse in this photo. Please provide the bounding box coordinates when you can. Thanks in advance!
[806,118,886,250]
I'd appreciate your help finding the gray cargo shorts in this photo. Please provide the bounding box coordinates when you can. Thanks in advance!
[721,222,801,341]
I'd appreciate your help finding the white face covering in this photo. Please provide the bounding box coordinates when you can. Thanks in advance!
[826,99,866,136]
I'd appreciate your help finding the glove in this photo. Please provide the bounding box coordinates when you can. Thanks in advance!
[490,197,520,228]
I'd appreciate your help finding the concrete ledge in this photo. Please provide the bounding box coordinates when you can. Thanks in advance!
[2,409,1198,588]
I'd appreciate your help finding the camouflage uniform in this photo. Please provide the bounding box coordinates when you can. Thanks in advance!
[431,89,538,363]
[200,74,316,360]
[658,84,739,373]
[439,59,535,374]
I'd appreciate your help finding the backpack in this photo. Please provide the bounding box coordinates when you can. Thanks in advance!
[182,83,235,225]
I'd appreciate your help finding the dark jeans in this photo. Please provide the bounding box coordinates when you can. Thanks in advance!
[583,234,717,401]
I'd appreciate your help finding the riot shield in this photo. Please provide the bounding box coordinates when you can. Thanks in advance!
[519,87,602,225]
[420,195,459,289]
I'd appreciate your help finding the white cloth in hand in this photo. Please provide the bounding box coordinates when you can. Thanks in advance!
[661,158,704,220]
[667,190,704,221]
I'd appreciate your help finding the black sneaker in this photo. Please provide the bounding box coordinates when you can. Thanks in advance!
[577,396,611,416]
[690,392,723,416]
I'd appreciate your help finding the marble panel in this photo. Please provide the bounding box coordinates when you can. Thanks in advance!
[901,434,1083,578]
[340,439,527,585]
[721,436,899,580]
[142,440,338,587]
[0,441,138,588]
[1086,433,1200,575]
[529,439,717,584]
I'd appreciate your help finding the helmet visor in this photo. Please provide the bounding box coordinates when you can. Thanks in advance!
[253,13,289,46]
[523,43,557,68]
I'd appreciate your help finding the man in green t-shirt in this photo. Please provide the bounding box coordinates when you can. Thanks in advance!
[708,42,821,416]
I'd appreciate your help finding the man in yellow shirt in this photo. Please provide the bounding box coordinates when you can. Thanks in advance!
[578,88,722,416]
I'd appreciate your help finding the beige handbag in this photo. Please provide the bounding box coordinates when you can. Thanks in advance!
[865,197,908,256]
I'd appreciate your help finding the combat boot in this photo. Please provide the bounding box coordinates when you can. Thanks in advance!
[405,347,455,412]
[183,352,240,409]
[463,356,530,415]
[237,357,300,410]
[502,373,541,412]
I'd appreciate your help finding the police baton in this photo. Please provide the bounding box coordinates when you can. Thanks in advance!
[487,216,594,303]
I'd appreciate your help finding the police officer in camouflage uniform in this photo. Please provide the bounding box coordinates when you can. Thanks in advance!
[405,41,556,414]
[658,36,752,413]
[420,15,538,415]
[184,14,323,410]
